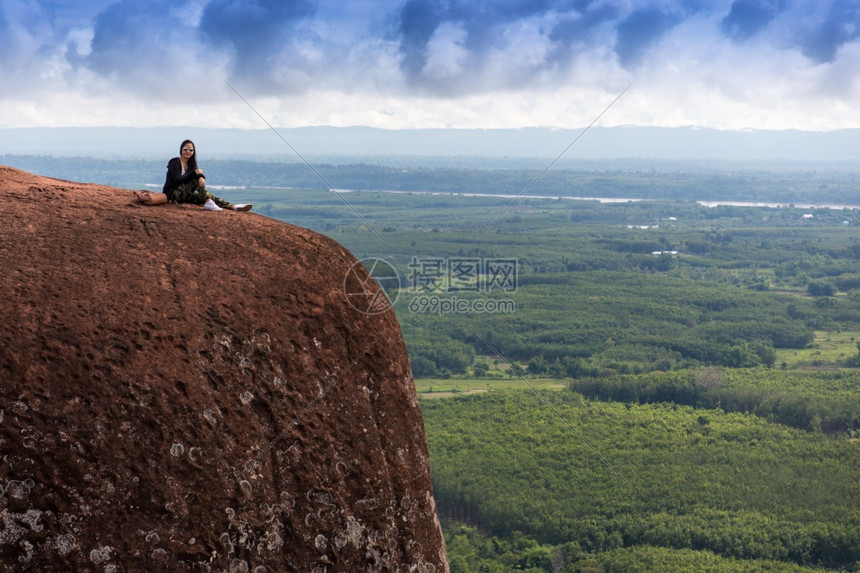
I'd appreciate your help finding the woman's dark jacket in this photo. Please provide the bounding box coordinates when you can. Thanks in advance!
[162,157,203,198]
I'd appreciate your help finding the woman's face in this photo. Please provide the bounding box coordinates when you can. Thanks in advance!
[181,143,195,159]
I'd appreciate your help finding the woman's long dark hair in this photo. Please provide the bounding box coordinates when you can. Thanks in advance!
[180,139,198,172]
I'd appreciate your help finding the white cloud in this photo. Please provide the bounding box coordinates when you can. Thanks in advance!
[2,0,860,131]
[422,22,470,81]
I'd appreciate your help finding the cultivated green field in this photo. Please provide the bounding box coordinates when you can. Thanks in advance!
[423,391,859,572]
[242,182,859,571]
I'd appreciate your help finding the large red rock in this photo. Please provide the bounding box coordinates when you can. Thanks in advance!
[0,166,448,572]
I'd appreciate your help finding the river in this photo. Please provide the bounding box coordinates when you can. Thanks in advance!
[334,188,860,210]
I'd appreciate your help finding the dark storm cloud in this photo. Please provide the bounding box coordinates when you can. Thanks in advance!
[71,0,322,96]
[796,1,860,63]
[80,0,194,79]
[7,0,860,127]
[395,0,700,92]
[721,0,782,41]
[0,0,54,67]
[615,7,680,68]
[198,0,316,69]
[720,0,860,63]
[395,0,612,90]
[44,0,860,100]
[550,2,622,47]
[397,0,447,76]
[0,5,19,61]
[467,0,619,61]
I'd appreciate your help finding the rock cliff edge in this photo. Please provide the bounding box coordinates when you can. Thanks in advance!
[0,166,447,572]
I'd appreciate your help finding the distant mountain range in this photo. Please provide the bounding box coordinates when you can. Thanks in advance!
[2,126,860,165]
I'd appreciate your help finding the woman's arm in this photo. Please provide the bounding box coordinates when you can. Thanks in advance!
[162,157,200,193]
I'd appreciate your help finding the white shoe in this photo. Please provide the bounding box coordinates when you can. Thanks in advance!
[203,199,222,212]
[233,204,252,212]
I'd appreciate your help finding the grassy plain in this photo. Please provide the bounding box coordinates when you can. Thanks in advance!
[415,377,564,397]
[776,330,860,368]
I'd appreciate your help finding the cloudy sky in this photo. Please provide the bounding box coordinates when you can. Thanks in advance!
[2,0,859,131]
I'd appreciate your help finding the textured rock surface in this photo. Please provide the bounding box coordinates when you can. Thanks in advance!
[0,166,448,572]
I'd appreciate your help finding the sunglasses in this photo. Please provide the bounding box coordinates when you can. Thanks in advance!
[182,147,194,152]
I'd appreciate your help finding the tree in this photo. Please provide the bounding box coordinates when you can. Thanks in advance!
[410,356,436,377]
[718,343,761,368]
[528,356,548,375]
[751,341,776,368]
[695,366,726,391]
[564,358,589,378]
[807,280,836,297]
[849,342,860,367]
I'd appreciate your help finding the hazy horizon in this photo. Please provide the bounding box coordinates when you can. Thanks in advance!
[3,125,860,167]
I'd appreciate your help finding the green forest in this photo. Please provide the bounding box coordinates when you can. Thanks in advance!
[218,181,858,572]
[423,392,859,572]
[11,157,860,572]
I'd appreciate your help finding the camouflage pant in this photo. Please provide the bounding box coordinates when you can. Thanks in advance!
[168,180,234,209]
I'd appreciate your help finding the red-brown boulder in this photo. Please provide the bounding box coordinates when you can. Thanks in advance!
[0,166,448,572]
